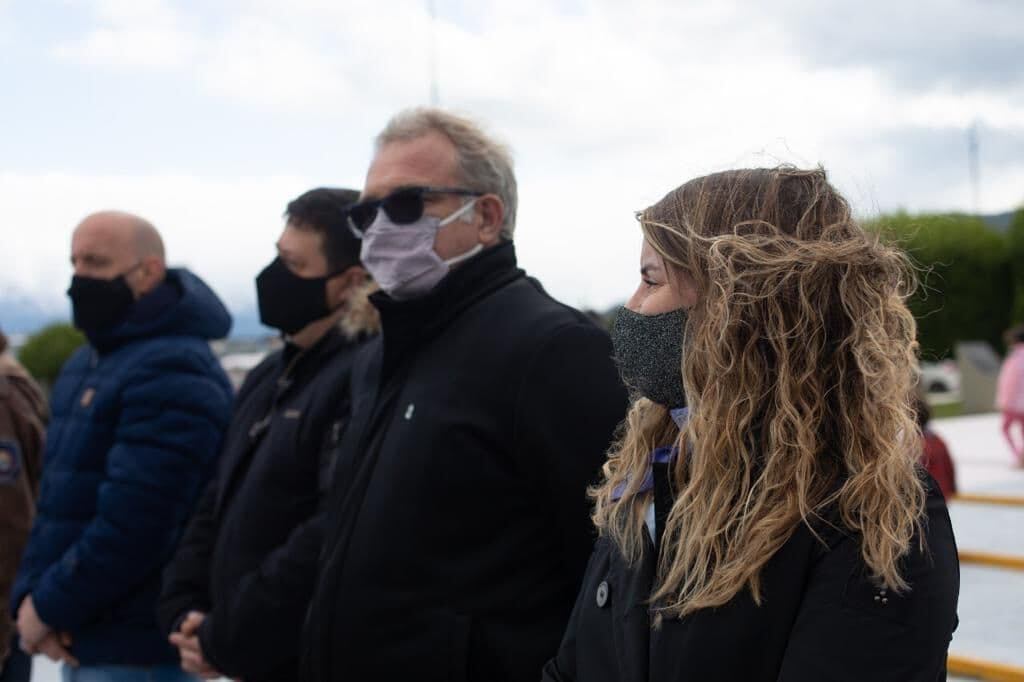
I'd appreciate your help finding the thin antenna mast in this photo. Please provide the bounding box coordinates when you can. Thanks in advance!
[967,121,981,215]
[427,0,440,105]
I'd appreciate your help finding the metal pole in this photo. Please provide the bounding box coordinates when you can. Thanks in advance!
[968,121,981,215]
[427,0,440,106]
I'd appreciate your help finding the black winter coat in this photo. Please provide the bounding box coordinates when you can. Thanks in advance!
[159,326,372,682]
[301,243,629,682]
[542,470,960,682]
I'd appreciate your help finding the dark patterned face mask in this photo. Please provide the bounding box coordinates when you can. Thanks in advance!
[610,306,688,408]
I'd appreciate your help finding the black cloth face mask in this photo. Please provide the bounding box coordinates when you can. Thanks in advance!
[67,271,137,334]
[256,256,338,335]
[610,306,688,408]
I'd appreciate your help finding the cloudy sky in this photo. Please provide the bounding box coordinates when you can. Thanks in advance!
[2,0,1023,323]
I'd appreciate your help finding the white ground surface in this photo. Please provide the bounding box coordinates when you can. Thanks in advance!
[29,413,1024,681]
[930,414,1024,676]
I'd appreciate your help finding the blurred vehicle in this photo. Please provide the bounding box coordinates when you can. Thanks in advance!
[921,360,961,394]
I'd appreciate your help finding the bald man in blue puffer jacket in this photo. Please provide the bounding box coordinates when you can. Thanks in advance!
[10,211,233,681]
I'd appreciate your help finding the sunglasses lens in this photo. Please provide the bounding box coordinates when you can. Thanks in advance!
[382,190,425,224]
[349,203,377,234]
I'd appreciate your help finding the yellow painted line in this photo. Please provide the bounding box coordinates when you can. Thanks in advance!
[959,550,1024,571]
[948,653,1024,681]
[953,493,1024,508]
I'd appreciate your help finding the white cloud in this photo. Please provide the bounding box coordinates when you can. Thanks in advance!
[12,0,1023,320]
[0,167,649,317]
[0,172,312,311]
[52,0,199,69]
[199,16,354,112]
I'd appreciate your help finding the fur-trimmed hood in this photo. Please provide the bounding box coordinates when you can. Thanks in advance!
[337,280,381,341]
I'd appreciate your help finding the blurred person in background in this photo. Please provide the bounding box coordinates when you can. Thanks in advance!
[159,188,379,682]
[301,109,629,681]
[914,396,956,500]
[996,324,1024,467]
[11,212,233,682]
[0,330,47,682]
[543,168,959,682]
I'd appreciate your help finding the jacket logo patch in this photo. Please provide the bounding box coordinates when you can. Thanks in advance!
[284,409,302,419]
[404,403,415,420]
[0,439,22,484]
[80,388,96,407]
[330,420,344,445]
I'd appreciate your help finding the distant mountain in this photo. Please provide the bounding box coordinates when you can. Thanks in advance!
[0,289,270,340]
[230,306,272,339]
[0,289,66,334]
[981,211,1018,233]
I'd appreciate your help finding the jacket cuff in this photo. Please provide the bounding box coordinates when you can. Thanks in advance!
[27,577,78,632]
[197,614,228,676]
[169,612,188,636]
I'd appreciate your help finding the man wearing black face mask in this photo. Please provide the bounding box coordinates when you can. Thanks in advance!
[11,211,233,680]
[158,187,379,682]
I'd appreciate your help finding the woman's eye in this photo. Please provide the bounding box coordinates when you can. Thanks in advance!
[643,278,658,288]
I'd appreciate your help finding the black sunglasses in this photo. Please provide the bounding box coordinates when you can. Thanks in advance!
[347,186,483,237]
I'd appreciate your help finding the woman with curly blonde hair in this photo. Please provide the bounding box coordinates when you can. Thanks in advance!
[543,168,959,682]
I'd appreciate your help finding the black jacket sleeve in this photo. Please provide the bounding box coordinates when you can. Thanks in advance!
[197,396,347,679]
[513,321,628,579]
[157,357,280,638]
[776,482,960,682]
[157,479,218,635]
[541,569,586,682]
[197,507,328,678]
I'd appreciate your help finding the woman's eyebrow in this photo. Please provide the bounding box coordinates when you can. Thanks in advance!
[641,263,662,277]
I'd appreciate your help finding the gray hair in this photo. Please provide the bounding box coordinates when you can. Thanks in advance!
[376,108,518,239]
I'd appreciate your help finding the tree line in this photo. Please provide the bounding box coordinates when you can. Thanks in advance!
[868,208,1024,360]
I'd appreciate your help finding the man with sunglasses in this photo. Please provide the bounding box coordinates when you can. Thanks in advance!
[302,108,629,681]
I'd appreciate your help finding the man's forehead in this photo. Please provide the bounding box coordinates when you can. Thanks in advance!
[279,222,325,252]
[364,132,460,198]
[71,219,131,255]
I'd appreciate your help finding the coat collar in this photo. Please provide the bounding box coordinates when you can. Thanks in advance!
[370,241,523,378]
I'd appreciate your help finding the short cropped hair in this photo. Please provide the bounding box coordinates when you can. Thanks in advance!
[376,108,518,239]
[285,188,362,273]
[1006,324,1024,346]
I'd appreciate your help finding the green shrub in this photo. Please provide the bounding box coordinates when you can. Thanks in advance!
[1008,207,1024,324]
[17,323,86,387]
[868,212,1012,360]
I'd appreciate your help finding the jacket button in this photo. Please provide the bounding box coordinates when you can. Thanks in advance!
[596,580,610,608]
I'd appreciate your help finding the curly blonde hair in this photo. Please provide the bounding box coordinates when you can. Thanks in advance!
[592,167,925,618]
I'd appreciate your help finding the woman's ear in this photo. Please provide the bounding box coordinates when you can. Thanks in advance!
[476,194,506,245]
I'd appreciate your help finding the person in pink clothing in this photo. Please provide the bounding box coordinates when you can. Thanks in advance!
[996,325,1024,467]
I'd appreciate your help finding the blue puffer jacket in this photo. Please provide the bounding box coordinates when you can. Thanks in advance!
[11,268,234,666]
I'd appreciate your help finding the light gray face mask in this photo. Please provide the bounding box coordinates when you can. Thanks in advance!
[360,199,482,301]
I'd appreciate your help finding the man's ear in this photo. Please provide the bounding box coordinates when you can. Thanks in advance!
[326,266,367,309]
[132,255,166,298]
[476,194,505,246]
